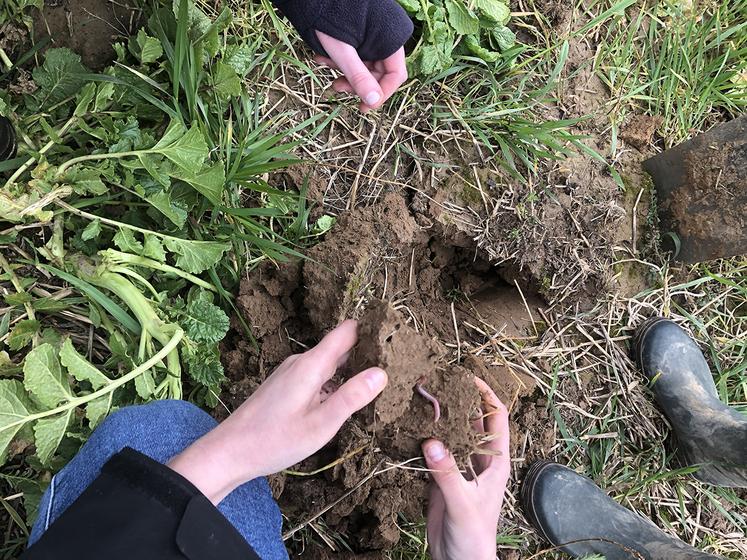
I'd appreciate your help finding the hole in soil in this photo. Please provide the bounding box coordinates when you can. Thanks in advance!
[225,192,548,557]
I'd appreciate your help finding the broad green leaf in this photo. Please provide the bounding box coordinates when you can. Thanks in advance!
[134,370,156,399]
[464,34,501,62]
[153,123,208,175]
[177,163,225,205]
[85,394,112,428]
[475,0,510,25]
[30,48,88,109]
[314,215,336,234]
[34,410,73,465]
[397,0,420,14]
[445,0,480,35]
[183,343,224,386]
[212,61,242,101]
[181,300,229,343]
[143,235,167,262]
[223,44,255,76]
[492,25,516,51]
[145,191,188,228]
[113,228,143,254]
[136,29,163,64]
[23,344,73,409]
[4,292,33,306]
[8,320,40,351]
[0,313,10,339]
[81,220,102,241]
[163,237,229,274]
[74,83,96,117]
[65,166,108,196]
[59,338,111,390]
[0,380,33,463]
[94,82,115,112]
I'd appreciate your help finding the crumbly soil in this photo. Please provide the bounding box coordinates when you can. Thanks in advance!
[222,192,547,555]
[32,0,140,70]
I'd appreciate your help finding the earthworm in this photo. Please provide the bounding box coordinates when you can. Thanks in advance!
[415,376,441,423]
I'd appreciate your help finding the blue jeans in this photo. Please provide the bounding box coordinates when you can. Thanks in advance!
[29,400,289,560]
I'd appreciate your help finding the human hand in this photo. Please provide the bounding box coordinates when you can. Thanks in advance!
[422,377,511,560]
[168,320,387,503]
[314,31,408,112]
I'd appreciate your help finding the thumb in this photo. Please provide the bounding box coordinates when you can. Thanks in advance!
[422,439,470,516]
[316,31,383,107]
[316,367,388,427]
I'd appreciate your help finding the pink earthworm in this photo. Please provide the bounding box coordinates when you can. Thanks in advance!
[415,376,441,423]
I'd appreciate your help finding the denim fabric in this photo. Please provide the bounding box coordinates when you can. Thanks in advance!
[28,400,288,560]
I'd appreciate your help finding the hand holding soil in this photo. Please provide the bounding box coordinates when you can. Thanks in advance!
[423,378,511,560]
[168,321,388,504]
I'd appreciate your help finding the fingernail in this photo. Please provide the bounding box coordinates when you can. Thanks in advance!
[426,441,446,462]
[365,368,387,391]
[364,92,381,106]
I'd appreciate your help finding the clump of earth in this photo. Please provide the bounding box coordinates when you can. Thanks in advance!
[221,191,553,556]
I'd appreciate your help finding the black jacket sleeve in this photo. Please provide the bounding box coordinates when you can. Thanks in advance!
[272,0,414,61]
[22,447,261,560]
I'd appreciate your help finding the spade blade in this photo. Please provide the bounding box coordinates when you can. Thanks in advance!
[642,115,746,263]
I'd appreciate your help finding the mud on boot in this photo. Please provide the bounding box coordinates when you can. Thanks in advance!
[635,318,747,487]
[521,461,723,560]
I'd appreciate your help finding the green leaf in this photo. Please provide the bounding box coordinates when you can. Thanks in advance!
[492,25,515,51]
[74,83,96,117]
[4,292,33,306]
[136,29,164,64]
[183,343,224,386]
[0,380,33,463]
[223,44,255,76]
[23,344,72,409]
[464,34,501,62]
[177,163,225,205]
[313,215,336,234]
[143,235,167,262]
[65,166,108,196]
[145,191,188,228]
[81,220,102,241]
[30,48,88,109]
[134,370,156,399]
[475,0,510,25]
[397,0,420,14]
[113,228,143,254]
[8,320,40,351]
[59,338,111,390]
[163,237,229,274]
[181,299,229,343]
[212,61,242,101]
[34,410,73,465]
[445,0,480,35]
[153,122,208,175]
[85,394,112,428]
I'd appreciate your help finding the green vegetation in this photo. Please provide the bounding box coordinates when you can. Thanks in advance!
[595,0,747,148]
[398,0,517,75]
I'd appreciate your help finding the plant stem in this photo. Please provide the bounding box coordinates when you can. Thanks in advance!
[0,251,36,324]
[56,149,149,177]
[4,116,78,188]
[3,329,184,432]
[102,250,217,292]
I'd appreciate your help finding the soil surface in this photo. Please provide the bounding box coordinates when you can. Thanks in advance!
[222,192,547,555]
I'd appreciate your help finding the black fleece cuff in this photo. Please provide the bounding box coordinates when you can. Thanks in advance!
[272,0,414,61]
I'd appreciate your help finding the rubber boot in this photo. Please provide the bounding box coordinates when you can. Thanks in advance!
[635,318,747,487]
[521,461,723,560]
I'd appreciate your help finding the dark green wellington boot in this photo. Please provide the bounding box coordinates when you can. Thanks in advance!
[521,461,722,560]
[636,317,747,487]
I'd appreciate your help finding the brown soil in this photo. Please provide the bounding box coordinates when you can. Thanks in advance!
[32,0,140,70]
[223,191,547,555]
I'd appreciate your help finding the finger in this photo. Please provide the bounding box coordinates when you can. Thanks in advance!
[314,55,339,70]
[316,31,384,108]
[332,77,354,93]
[474,377,511,484]
[377,47,408,103]
[422,439,471,520]
[314,367,388,428]
[303,320,359,382]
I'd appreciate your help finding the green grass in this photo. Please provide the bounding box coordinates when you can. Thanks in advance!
[594,0,747,150]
